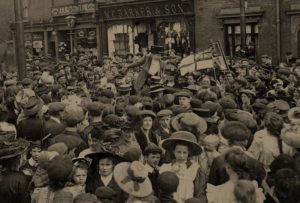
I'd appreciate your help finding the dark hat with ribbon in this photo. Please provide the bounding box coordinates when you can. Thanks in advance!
[0,139,29,160]
[114,161,152,197]
[22,97,43,116]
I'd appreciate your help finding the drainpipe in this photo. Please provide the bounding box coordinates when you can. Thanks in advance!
[276,0,281,62]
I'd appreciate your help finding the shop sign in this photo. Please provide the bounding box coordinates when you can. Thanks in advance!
[100,1,192,20]
[77,30,86,38]
[52,3,96,17]
[33,41,43,49]
[25,41,32,47]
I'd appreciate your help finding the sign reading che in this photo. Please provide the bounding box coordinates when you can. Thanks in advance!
[100,1,192,21]
[52,3,96,17]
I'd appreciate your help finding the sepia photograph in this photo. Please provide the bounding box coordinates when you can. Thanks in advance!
[0,0,299,202]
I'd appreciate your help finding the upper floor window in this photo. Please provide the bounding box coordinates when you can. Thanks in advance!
[225,24,259,58]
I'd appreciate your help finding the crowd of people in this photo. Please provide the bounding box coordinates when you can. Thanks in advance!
[0,47,300,203]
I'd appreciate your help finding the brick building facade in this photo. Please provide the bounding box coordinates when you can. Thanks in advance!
[5,0,300,64]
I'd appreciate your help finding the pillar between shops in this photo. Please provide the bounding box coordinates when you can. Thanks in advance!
[99,20,108,58]
[44,31,48,56]
[54,32,59,62]
[96,24,101,60]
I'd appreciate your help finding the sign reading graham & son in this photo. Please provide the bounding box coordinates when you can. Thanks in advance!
[100,0,193,21]
[52,3,96,17]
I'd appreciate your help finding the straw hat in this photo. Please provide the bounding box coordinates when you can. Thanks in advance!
[162,131,202,156]
[113,161,152,197]
[288,107,300,121]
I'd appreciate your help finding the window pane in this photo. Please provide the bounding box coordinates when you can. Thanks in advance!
[228,26,232,34]
[235,26,241,34]
[255,25,259,34]
[246,25,251,34]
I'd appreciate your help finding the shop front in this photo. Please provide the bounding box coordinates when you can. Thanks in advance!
[51,2,98,60]
[98,0,195,58]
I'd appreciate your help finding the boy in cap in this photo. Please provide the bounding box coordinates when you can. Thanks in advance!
[174,91,193,112]
[50,105,88,155]
[155,109,173,141]
[21,140,42,177]
[144,143,163,196]
[44,102,66,137]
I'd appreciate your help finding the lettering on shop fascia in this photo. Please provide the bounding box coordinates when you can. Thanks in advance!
[52,3,96,17]
[102,3,187,20]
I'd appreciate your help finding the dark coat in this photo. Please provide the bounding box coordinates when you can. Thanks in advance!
[134,128,158,152]
[155,126,171,141]
[44,118,66,138]
[86,172,126,203]
[17,117,45,141]
[208,151,266,186]
[159,193,177,203]
[0,171,31,203]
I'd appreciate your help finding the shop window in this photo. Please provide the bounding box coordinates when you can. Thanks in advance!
[107,24,134,56]
[225,24,258,58]
[157,21,190,56]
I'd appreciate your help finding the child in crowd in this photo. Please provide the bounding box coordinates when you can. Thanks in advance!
[198,134,220,178]
[160,131,207,203]
[144,143,163,196]
[21,140,42,177]
[65,159,89,198]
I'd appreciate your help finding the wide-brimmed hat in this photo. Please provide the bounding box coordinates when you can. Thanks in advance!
[118,84,132,92]
[162,131,202,156]
[22,97,43,116]
[288,107,300,121]
[0,139,29,160]
[85,150,125,164]
[171,112,207,134]
[113,161,152,197]
[149,84,165,94]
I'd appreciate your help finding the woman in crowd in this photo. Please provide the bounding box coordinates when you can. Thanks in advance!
[85,151,126,203]
[207,148,265,203]
[248,112,295,171]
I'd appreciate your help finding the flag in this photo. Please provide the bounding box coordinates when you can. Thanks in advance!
[211,41,228,71]
[179,54,196,76]
[195,50,214,70]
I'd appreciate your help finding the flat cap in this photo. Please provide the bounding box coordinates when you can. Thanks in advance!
[48,102,66,113]
[144,143,162,155]
[174,90,192,98]
[157,109,173,118]
[267,100,290,111]
[21,78,34,86]
[87,102,104,113]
